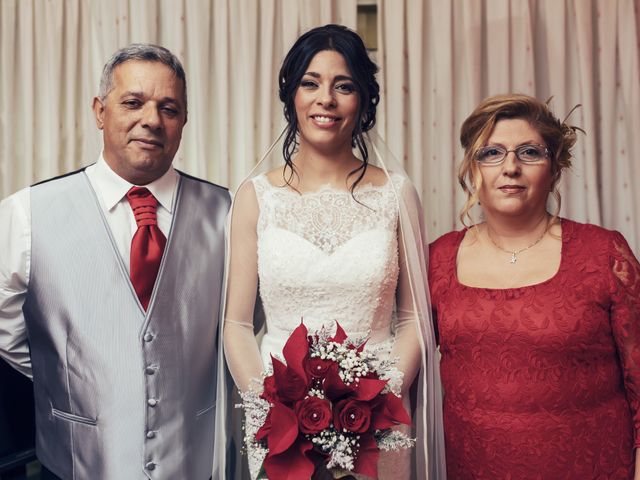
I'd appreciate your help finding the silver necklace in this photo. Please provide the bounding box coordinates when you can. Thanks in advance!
[487,220,549,264]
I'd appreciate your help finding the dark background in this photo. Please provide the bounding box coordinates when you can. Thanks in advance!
[0,361,37,480]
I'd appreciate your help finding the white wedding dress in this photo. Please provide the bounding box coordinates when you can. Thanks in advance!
[217,141,447,480]
[250,173,411,479]
[253,173,401,363]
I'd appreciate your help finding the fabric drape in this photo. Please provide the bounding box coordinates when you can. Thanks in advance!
[0,0,356,194]
[1,0,639,254]
[376,0,640,253]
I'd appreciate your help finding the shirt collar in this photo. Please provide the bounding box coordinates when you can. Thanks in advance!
[93,154,179,213]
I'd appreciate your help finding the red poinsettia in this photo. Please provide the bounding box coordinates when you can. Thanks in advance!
[252,322,413,480]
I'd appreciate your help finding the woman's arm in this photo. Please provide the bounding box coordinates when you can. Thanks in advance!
[223,181,264,392]
[389,180,428,396]
[609,231,640,466]
[391,235,422,396]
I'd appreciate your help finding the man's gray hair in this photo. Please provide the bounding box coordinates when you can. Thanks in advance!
[98,43,187,108]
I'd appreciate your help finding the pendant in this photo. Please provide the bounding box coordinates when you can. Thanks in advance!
[510,252,517,264]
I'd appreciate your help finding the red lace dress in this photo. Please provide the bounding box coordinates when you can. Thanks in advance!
[429,219,640,479]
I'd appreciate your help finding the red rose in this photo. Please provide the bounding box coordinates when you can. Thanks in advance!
[295,397,332,434]
[306,356,334,380]
[333,399,371,433]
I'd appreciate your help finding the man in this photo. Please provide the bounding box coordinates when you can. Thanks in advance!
[0,44,230,479]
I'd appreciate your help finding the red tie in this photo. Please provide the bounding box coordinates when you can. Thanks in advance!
[126,187,167,310]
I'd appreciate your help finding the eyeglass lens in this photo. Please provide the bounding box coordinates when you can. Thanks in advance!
[476,144,547,164]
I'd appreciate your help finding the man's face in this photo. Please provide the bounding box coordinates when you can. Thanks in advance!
[92,60,187,185]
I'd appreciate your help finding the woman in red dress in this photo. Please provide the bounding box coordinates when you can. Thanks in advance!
[429,93,640,479]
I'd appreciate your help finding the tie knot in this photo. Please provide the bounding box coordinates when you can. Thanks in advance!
[126,187,159,227]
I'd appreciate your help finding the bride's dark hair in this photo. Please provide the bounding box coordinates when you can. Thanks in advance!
[278,24,380,192]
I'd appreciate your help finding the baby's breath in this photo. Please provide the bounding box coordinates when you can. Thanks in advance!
[376,429,416,451]
[240,324,415,480]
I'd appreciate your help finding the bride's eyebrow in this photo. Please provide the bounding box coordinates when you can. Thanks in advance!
[302,71,354,82]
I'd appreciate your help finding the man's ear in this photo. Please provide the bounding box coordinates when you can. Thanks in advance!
[92,97,105,130]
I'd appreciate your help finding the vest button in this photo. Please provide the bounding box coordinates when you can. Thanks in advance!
[145,366,156,375]
[147,398,158,407]
[146,430,156,439]
[143,333,154,342]
[145,462,156,471]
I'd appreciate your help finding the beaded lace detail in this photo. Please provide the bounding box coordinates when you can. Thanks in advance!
[252,173,403,341]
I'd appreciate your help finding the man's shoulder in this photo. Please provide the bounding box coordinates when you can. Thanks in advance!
[31,166,88,188]
[176,170,228,192]
[176,170,231,213]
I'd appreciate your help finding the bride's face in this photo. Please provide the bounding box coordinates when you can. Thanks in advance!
[294,50,359,153]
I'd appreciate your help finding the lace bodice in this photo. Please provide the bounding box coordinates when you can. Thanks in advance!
[252,173,403,347]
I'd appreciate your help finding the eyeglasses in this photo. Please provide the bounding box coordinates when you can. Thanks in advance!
[474,144,550,165]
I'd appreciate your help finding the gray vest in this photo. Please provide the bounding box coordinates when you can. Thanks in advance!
[23,170,230,480]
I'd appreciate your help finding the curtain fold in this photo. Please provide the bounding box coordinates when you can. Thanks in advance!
[0,0,357,193]
[1,0,638,253]
[377,0,640,253]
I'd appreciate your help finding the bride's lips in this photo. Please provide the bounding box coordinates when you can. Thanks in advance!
[310,114,342,128]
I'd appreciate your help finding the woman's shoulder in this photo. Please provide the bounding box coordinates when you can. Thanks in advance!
[360,164,389,185]
[249,170,291,198]
[564,219,640,290]
[263,168,289,187]
[429,229,467,257]
[561,218,639,270]
[349,164,394,190]
[562,217,624,244]
[428,230,465,293]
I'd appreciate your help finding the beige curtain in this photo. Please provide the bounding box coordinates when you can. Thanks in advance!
[377,0,640,254]
[1,0,639,254]
[0,0,356,194]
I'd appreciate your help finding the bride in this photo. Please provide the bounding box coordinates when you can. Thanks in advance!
[218,24,445,479]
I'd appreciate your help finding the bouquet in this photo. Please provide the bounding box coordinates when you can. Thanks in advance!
[240,322,414,480]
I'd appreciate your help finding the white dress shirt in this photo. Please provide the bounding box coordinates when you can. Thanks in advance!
[0,155,178,377]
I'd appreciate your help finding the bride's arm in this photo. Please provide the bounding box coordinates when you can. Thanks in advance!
[391,180,427,396]
[223,181,264,393]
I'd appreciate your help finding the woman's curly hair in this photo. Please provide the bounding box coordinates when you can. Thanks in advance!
[458,93,582,226]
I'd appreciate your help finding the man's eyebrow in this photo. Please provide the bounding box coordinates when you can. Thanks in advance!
[120,91,144,98]
[120,91,181,104]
